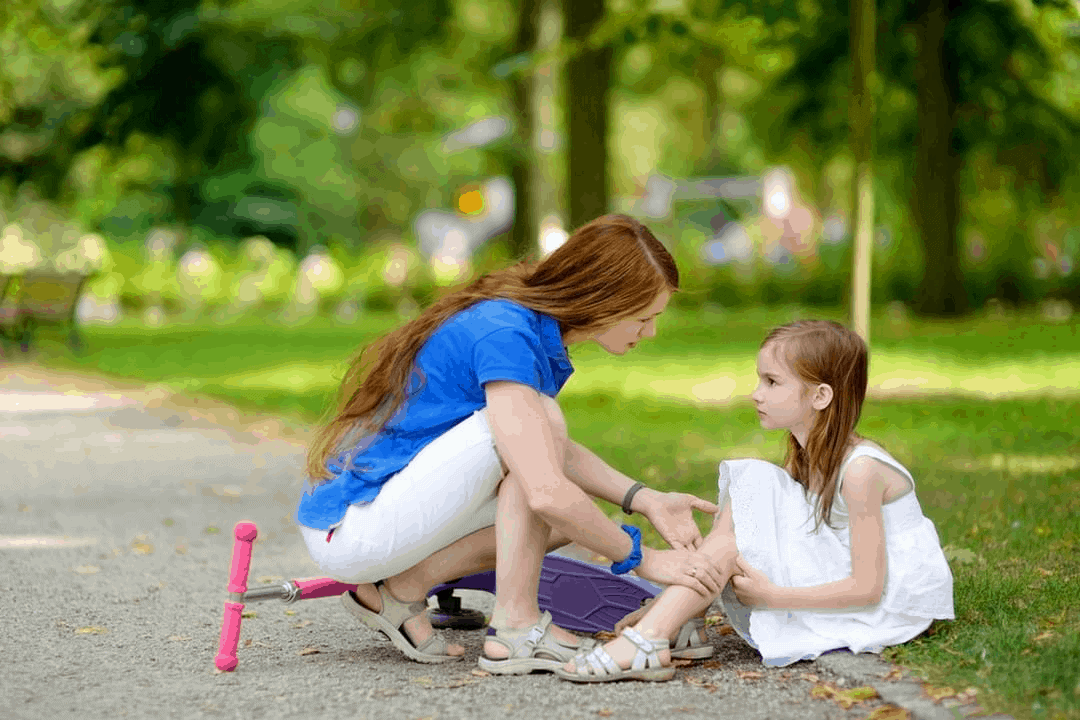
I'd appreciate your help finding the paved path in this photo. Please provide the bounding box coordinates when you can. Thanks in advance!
[0,365,1004,720]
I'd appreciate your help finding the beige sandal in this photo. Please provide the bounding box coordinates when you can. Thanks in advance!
[555,627,675,683]
[478,611,597,675]
[341,583,462,664]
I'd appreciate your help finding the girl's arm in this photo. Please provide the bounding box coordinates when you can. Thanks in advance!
[732,456,890,610]
[564,441,718,550]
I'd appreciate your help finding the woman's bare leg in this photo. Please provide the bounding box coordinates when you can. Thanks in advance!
[350,512,572,654]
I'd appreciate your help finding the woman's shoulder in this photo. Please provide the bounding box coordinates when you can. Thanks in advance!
[450,299,544,335]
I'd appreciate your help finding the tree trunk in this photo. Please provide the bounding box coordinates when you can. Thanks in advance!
[508,0,541,259]
[565,0,612,231]
[849,0,875,341]
[913,0,967,315]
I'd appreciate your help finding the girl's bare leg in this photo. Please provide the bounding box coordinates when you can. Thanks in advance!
[567,508,738,671]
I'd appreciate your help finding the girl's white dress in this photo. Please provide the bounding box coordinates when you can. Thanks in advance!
[717,444,955,667]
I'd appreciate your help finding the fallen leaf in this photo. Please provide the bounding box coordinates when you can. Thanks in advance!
[839,686,879,705]
[427,678,475,689]
[244,639,252,647]
[298,647,320,656]
[411,676,433,685]
[162,518,174,527]
[737,670,765,680]
[241,611,257,619]
[865,705,911,720]
[204,526,219,534]
[811,683,837,701]
[18,503,31,512]
[75,626,108,635]
[73,565,100,574]
[1036,567,1054,577]
[882,668,903,681]
[257,575,284,584]
[292,620,313,629]
[597,710,613,717]
[174,544,188,555]
[671,659,693,668]
[470,669,490,677]
[1033,631,1057,642]
[955,687,978,704]
[924,685,957,702]
[131,542,154,555]
[168,635,192,641]
[942,546,981,565]
[704,614,726,627]
[799,673,820,683]
[717,624,736,636]
[810,683,877,709]
[284,610,297,616]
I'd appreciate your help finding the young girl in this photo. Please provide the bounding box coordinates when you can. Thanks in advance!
[558,320,955,682]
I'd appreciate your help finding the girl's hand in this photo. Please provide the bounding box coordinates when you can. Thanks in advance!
[636,547,727,598]
[731,555,779,608]
[642,491,718,551]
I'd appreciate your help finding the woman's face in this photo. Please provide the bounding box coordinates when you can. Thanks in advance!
[589,289,672,355]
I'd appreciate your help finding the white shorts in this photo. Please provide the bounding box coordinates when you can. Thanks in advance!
[299,409,504,583]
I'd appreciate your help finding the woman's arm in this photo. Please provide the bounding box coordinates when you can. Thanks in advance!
[485,381,724,593]
[564,441,718,550]
[731,457,889,610]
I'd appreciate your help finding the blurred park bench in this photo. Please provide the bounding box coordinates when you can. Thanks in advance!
[0,270,95,353]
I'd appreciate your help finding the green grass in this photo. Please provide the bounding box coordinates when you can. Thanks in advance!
[16,305,1080,719]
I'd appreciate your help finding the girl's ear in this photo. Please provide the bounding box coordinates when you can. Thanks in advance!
[811,383,834,411]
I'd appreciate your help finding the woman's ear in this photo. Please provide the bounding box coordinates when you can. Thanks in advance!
[811,383,834,411]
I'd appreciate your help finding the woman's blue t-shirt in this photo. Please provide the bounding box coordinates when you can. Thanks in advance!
[296,299,574,530]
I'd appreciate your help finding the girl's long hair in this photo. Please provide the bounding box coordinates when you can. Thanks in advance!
[305,213,678,483]
[763,320,868,528]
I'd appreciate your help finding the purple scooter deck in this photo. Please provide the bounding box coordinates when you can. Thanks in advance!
[427,554,661,634]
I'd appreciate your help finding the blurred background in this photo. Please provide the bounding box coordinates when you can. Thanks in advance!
[2,0,1078,333]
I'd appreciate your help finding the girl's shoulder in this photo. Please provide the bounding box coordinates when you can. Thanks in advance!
[838,441,915,504]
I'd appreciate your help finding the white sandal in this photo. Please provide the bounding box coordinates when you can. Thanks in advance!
[555,627,675,683]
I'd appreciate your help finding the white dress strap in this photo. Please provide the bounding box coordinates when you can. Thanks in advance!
[836,444,914,496]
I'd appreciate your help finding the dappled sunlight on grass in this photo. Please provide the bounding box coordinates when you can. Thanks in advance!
[222,361,344,393]
[565,350,1080,403]
[946,454,1080,475]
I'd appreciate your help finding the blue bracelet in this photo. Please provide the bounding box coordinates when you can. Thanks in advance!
[610,525,642,575]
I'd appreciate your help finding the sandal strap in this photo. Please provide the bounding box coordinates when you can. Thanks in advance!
[581,646,620,677]
[486,611,587,663]
[673,617,706,651]
[621,627,668,671]
[374,581,428,631]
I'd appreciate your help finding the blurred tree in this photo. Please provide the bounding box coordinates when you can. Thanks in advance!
[507,0,541,259]
[566,0,613,230]
[0,0,123,202]
[767,0,1080,314]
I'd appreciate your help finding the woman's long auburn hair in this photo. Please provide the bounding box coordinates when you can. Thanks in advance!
[305,213,678,483]
[762,320,869,529]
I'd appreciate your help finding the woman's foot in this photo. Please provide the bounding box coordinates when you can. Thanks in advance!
[482,612,585,660]
[353,581,465,657]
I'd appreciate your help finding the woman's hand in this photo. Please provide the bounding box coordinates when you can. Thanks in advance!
[730,555,779,608]
[636,547,727,598]
[640,491,718,551]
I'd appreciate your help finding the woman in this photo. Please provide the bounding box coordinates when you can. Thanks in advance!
[297,214,725,673]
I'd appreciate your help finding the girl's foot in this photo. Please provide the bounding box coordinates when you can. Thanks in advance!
[352,581,465,657]
[561,626,671,675]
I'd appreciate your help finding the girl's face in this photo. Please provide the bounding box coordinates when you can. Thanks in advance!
[751,343,818,436]
[589,289,671,355]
